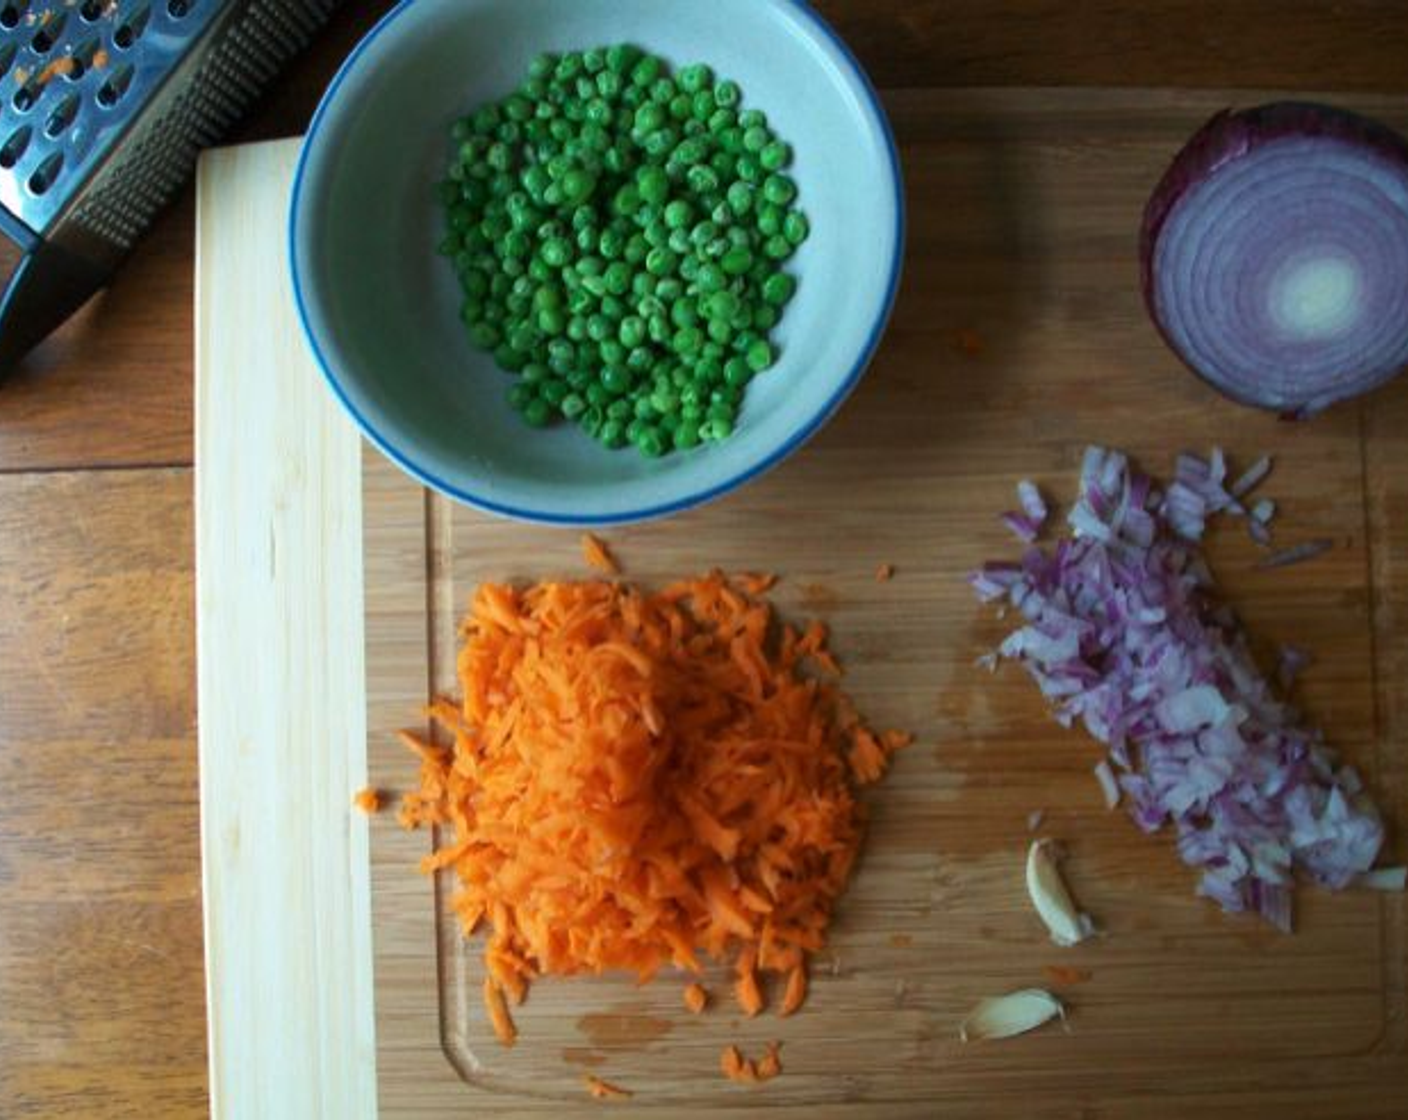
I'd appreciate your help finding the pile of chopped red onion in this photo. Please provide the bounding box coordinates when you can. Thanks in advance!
[972,446,1402,930]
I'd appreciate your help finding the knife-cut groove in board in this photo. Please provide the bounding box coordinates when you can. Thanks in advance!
[195,139,376,1120]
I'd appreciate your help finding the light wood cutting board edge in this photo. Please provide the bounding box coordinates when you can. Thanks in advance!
[195,138,377,1120]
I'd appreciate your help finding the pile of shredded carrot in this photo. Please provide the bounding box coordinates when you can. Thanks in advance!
[721,1041,783,1084]
[398,571,910,1052]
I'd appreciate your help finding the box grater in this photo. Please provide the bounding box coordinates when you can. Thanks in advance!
[0,0,338,376]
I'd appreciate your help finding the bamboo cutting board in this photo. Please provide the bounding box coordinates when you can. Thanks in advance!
[197,90,1408,1119]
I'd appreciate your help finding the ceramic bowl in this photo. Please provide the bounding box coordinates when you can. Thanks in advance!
[290,0,903,524]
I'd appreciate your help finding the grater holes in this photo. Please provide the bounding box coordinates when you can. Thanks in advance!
[112,4,149,49]
[0,0,24,31]
[79,0,106,20]
[95,63,132,107]
[44,92,78,138]
[27,151,62,196]
[64,38,101,82]
[0,125,30,169]
[167,0,193,17]
[0,40,14,78]
[29,11,66,53]
[12,77,41,114]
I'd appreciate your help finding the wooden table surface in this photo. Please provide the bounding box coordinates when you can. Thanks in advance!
[4,2,1408,1115]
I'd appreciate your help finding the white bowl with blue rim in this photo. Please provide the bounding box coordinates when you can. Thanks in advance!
[290,0,903,525]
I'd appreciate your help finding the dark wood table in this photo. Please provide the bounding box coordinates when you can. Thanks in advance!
[3,2,1407,1114]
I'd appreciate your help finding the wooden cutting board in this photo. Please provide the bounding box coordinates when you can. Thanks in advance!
[197,90,1408,1119]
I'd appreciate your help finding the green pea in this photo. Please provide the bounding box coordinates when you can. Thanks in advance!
[541,238,572,267]
[603,261,632,295]
[663,200,693,229]
[714,79,741,108]
[760,140,791,171]
[619,316,647,348]
[721,246,753,276]
[673,326,704,354]
[522,398,552,428]
[764,234,793,260]
[599,419,627,448]
[753,304,779,331]
[746,339,774,373]
[763,174,797,205]
[673,423,702,450]
[762,272,796,306]
[645,247,678,277]
[598,366,629,395]
[756,204,783,237]
[743,126,770,153]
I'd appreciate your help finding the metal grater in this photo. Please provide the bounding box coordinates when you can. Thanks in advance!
[0,0,338,376]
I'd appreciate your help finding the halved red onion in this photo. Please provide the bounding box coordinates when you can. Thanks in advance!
[971,446,1396,930]
[1142,103,1408,415]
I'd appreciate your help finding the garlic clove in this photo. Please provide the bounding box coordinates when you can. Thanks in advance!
[1026,839,1095,947]
[959,988,1065,1042]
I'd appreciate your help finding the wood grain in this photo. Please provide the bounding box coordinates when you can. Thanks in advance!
[360,90,1408,1116]
[0,468,207,1118]
[195,141,376,1120]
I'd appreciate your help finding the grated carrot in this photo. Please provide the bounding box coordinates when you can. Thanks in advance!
[779,963,807,1017]
[584,1074,632,1100]
[734,945,763,1017]
[581,533,620,575]
[874,563,894,582]
[352,787,383,814]
[682,982,709,1014]
[482,977,516,1047]
[755,1040,783,1081]
[720,1044,755,1083]
[399,573,907,1046]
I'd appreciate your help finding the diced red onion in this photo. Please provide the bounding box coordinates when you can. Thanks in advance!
[1017,480,1048,524]
[1001,511,1042,543]
[971,445,1395,929]
[1141,103,1408,415]
[1355,866,1407,891]
[1231,455,1273,498]
[1258,538,1334,570]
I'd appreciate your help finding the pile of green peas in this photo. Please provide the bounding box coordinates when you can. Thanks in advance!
[437,44,809,458]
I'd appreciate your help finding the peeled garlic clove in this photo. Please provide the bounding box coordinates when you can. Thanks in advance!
[1026,839,1095,947]
[959,989,1065,1042]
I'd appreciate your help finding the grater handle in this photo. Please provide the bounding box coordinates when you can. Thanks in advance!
[0,243,110,379]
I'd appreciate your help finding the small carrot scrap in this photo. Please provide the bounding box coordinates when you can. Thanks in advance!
[735,947,763,1017]
[482,977,516,1047]
[737,572,777,595]
[755,1041,783,1081]
[399,573,909,1046]
[720,1044,755,1083]
[1043,964,1093,985]
[682,982,709,1014]
[720,1042,782,1084]
[352,787,383,814]
[584,1074,632,1100]
[874,563,894,582]
[779,963,807,1016]
[581,532,620,575]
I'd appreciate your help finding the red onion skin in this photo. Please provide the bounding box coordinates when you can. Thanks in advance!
[1140,102,1408,417]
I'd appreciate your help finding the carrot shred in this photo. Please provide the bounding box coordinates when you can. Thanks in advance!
[755,1040,783,1081]
[874,563,894,582]
[1044,964,1093,985]
[682,982,709,1014]
[400,573,908,1045]
[482,977,516,1047]
[352,787,383,814]
[720,1041,782,1084]
[780,963,807,1017]
[734,945,763,1017]
[581,533,621,575]
[584,1074,632,1100]
[720,1044,755,1083]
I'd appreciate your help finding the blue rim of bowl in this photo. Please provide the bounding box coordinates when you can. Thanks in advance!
[289,0,906,526]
